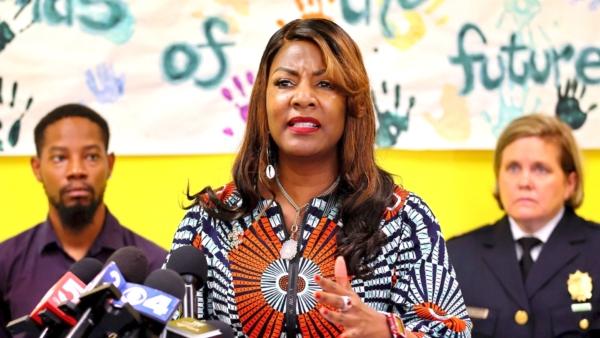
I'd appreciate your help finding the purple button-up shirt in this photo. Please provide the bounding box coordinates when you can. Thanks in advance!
[0,208,167,336]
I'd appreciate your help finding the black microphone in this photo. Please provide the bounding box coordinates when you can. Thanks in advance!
[72,268,186,338]
[138,268,186,337]
[165,246,233,338]
[63,247,150,338]
[70,258,104,285]
[104,245,150,284]
[6,257,103,338]
[86,268,186,338]
[165,246,208,318]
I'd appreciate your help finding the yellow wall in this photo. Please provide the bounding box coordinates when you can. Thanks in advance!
[1,150,599,248]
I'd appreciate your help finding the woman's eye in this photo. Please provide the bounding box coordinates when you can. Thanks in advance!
[506,163,520,173]
[532,165,549,174]
[318,81,333,89]
[275,79,293,88]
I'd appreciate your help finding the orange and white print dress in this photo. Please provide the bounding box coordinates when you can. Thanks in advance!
[168,183,472,338]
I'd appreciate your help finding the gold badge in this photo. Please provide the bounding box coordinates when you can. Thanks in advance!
[567,270,593,302]
[514,310,528,325]
[579,318,590,331]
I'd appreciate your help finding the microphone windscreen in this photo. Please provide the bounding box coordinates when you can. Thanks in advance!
[105,246,149,283]
[144,269,186,301]
[69,257,103,284]
[166,246,208,288]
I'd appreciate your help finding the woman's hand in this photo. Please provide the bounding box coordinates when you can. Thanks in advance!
[314,256,392,338]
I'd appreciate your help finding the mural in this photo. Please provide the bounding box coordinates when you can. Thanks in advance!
[1,0,598,155]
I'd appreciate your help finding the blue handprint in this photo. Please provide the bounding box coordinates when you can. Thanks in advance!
[372,81,414,147]
[85,63,125,104]
[0,77,33,151]
[569,0,600,11]
[481,81,533,137]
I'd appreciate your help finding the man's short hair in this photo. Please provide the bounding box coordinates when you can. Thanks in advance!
[34,103,110,155]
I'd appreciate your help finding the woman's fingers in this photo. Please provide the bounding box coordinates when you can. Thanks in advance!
[334,256,351,288]
[319,305,353,326]
[315,256,352,294]
[315,290,352,310]
[314,274,347,294]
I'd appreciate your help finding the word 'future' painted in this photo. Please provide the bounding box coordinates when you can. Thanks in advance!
[449,23,600,95]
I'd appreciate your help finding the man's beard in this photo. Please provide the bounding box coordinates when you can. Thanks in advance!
[51,186,102,232]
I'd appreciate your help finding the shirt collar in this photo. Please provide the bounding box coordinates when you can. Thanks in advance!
[88,208,126,255]
[37,218,61,254]
[509,206,564,244]
[37,207,125,255]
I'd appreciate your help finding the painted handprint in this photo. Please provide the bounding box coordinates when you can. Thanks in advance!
[555,79,597,129]
[423,84,471,141]
[277,0,336,27]
[482,81,532,137]
[568,0,600,11]
[498,0,541,30]
[0,0,34,53]
[381,0,448,51]
[0,77,33,151]
[221,71,254,136]
[372,81,415,147]
[85,63,125,104]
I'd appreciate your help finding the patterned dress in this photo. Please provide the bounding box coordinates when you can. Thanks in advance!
[168,183,472,338]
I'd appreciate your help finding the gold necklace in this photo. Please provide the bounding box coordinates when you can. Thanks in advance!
[276,175,340,260]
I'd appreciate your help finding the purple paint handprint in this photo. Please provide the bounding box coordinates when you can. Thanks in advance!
[569,0,600,11]
[221,71,254,136]
[85,63,125,104]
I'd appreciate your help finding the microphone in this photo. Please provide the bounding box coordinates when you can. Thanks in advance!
[165,245,208,318]
[6,257,103,337]
[164,246,233,338]
[86,246,149,291]
[86,268,186,338]
[63,247,150,338]
[126,268,186,337]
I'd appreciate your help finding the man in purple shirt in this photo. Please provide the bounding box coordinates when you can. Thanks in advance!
[0,104,167,336]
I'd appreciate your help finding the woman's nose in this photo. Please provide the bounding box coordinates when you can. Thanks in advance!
[517,171,532,188]
[291,82,317,109]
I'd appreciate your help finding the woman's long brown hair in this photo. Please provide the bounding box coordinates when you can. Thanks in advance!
[188,18,395,278]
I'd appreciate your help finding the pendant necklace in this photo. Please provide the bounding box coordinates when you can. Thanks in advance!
[276,175,340,260]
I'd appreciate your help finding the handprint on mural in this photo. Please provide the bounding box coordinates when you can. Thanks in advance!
[555,79,597,130]
[568,0,600,11]
[372,81,415,147]
[0,77,33,152]
[221,71,254,136]
[277,0,336,27]
[0,0,34,53]
[481,82,534,137]
[379,0,448,51]
[85,63,126,104]
[423,84,471,141]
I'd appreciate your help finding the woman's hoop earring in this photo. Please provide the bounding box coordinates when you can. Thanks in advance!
[266,142,276,180]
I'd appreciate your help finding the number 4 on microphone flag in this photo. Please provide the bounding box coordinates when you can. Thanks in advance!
[113,282,181,323]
